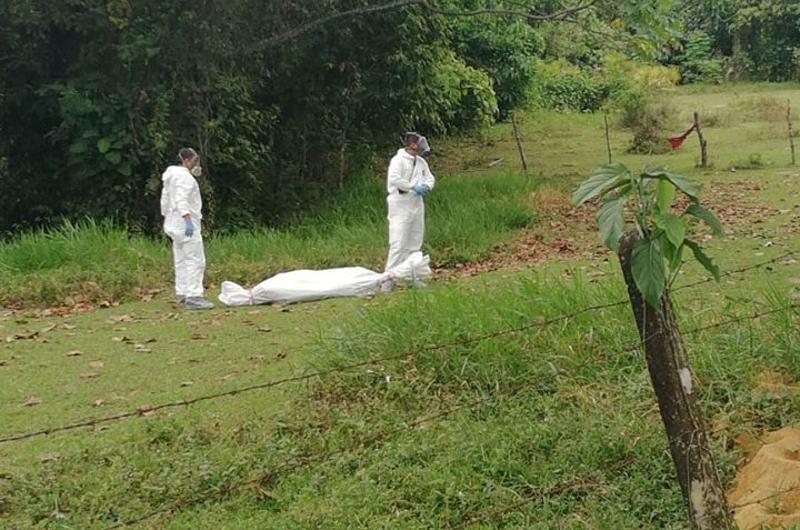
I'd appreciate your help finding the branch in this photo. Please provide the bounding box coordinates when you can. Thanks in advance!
[254,0,600,51]
[424,0,599,22]
[257,0,426,49]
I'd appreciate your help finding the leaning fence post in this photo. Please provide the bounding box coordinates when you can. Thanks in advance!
[693,111,708,168]
[788,99,796,166]
[511,112,529,172]
[618,231,733,530]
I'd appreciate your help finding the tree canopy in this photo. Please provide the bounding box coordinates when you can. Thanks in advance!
[1,0,798,235]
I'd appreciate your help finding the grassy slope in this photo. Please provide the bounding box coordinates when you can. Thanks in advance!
[1,83,800,529]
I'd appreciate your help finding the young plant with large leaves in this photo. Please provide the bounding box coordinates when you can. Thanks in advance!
[573,163,723,308]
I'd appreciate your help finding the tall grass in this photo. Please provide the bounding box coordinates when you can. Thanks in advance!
[0,172,537,306]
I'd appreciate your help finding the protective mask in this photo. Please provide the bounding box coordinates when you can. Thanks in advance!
[417,136,430,157]
[190,164,203,177]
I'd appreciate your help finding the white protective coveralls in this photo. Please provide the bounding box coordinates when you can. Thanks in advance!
[160,165,206,299]
[385,148,436,273]
[218,252,431,306]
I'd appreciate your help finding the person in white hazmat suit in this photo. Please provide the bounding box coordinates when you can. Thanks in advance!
[160,148,214,310]
[383,132,435,292]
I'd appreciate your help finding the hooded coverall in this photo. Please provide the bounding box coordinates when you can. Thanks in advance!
[385,148,436,273]
[160,165,206,299]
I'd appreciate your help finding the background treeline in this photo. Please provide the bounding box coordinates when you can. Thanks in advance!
[0,0,797,236]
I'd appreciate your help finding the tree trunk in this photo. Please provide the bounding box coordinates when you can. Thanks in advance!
[618,231,733,530]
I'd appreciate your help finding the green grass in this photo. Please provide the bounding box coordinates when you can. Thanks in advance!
[2,262,797,529]
[0,173,537,307]
[2,82,800,529]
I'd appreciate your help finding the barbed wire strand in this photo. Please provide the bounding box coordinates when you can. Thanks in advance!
[103,304,800,528]
[1,252,794,445]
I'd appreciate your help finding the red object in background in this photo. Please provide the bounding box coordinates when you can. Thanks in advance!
[667,123,697,149]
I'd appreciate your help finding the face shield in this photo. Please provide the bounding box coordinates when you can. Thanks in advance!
[417,136,431,158]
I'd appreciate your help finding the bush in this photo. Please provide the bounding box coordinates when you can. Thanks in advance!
[678,32,724,84]
[621,98,676,155]
[602,54,680,92]
[533,61,611,112]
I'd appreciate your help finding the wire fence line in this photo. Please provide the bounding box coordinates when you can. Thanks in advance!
[105,329,658,529]
[101,302,800,529]
[1,251,795,445]
[0,295,794,525]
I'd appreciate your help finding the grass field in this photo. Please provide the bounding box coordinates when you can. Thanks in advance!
[2,83,800,529]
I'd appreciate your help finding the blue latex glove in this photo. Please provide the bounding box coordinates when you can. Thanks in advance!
[184,218,194,238]
[412,184,430,196]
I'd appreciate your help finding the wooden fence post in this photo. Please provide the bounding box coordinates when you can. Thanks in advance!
[511,112,528,172]
[604,111,613,164]
[788,100,796,166]
[693,112,708,168]
[618,231,733,530]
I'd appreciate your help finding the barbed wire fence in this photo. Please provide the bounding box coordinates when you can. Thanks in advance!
[98,301,799,529]
[1,252,797,528]
[2,251,792,445]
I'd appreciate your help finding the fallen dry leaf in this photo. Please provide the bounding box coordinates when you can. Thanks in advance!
[133,344,152,353]
[180,381,194,387]
[39,453,60,463]
[61,324,76,331]
[112,336,132,343]
[257,326,272,333]
[106,314,137,324]
[191,333,208,340]
[79,372,100,379]
[40,324,57,333]
[0,360,7,367]
[89,360,104,370]
[23,396,43,407]
[93,399,105,407]
[66,350,83,357]
[6,331,38,343]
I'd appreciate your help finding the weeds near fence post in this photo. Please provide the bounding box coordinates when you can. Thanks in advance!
[573,163,733,530]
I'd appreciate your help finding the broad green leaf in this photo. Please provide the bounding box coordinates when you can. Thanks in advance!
[69,141,88,155]
[685,203,724,236]
[632,237,666,309]
[655,179,676,214]
[97,138,111,154]
[105,151,122,164]
[643,167,699,199]
[684,240,720,281]
[661,236,684,270]
[572,163,631,206]
[596,195,626,251]
[653,213,685,248]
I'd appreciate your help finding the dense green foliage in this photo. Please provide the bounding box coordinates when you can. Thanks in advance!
[679,0,800,82]
[0,1,542,235]
[2,0,799,236]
